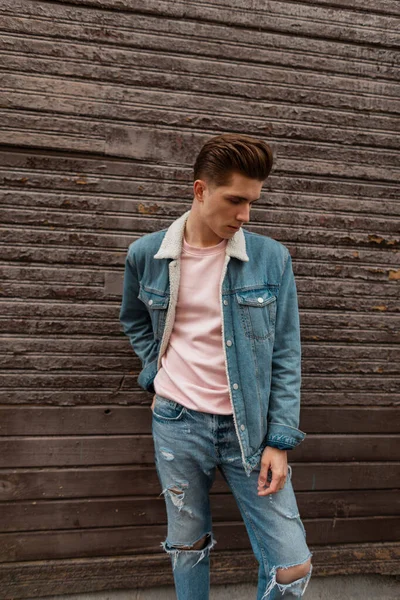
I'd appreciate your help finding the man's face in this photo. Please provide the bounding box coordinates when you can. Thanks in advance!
[194,171,263,239]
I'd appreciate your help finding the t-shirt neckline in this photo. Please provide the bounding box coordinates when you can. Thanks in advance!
[182,234,227,256]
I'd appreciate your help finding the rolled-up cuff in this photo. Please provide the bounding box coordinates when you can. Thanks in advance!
[137,358,158,393]
[266,422,307,450]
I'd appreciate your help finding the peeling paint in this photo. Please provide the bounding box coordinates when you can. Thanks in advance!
[388,269,400,280]
[138,202,160,214]
[368,234,398,247]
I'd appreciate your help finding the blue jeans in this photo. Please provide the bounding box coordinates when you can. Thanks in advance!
[152,394,313,599]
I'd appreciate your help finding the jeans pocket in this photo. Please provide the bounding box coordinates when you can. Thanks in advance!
[152,395,186,421]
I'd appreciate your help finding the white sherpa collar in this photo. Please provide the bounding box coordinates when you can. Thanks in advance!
[153,209,249,262]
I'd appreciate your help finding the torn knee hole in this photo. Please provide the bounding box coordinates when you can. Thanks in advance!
[173,534,209,551]
[276,558,312,584]
[262,557,313,599]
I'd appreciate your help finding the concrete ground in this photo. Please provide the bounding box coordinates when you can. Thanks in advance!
[42,574,400,600]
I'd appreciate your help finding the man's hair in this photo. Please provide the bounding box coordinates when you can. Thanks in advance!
[193,132,274,188]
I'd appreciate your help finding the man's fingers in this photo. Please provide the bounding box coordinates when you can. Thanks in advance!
[258,473,286,496]
[258,463,270,489]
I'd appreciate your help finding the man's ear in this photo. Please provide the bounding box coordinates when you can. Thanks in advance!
[193,179,206,202]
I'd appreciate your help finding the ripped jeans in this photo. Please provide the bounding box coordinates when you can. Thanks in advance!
[152,394,313,599]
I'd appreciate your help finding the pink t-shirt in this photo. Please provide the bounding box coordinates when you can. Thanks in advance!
[153,233,233,414]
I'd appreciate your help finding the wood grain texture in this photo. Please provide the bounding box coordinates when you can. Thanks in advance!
[0,543,399,599]
[1,463,399,502]
[0,0,399,596]
[1,518,400,563]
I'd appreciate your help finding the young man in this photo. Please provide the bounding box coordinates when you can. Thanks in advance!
[119,133,313,599]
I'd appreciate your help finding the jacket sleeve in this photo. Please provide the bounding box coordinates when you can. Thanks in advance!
[119,247,159,393]
[266,250,307,450]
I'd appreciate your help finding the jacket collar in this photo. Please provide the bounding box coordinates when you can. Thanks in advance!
[154,209,249,262]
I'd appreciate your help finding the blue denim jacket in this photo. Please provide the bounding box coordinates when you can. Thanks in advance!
[119,209,306,476]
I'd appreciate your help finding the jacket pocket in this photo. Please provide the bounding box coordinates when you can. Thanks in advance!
[138,285,170,340]
[236,288,277,340]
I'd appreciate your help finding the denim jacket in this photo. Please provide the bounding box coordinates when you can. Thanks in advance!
[119,209,306,476]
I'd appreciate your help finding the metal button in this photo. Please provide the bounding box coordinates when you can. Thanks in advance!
[223,299,228,305]
[257,297,263,303]
[233,383,239,390]
[226,340,232,347]
[148,299,153,306]
[240,424,245,431]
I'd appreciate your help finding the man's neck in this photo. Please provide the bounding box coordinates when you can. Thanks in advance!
[184,211,224,248]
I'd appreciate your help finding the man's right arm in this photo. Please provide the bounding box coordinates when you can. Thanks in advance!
[119,247,159,393]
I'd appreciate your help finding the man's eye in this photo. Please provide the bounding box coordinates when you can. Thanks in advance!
[229,199,240,204]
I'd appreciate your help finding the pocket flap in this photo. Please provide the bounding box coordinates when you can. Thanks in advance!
[138,286,169,309]
[236,288,276,307]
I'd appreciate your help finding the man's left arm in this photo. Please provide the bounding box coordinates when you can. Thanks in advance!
[266,250,306,450]
[258,250,306,496]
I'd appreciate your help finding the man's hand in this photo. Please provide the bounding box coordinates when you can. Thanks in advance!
[257,446,288,496]
[151,393,156,412]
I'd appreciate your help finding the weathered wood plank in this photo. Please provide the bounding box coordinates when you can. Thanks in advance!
[1,222,398,255]
[0,517,399,562]
[3,206,400,235]
[1,279,399,304]
[0,435,399,467]
[2,373,398,394]
[0,542,398,599]
[2,115,400,164]
[2,188,400,224]
[1,464,398,502]
[2,149,400,202]
[1,321,399,345]
[2,9,400,84]
[1,406,399,435]
[2,0,400,51]
[3,301,400,332]
[2,87,400,151]
[1,489,398,533]
[1,336,399,360]
[0,389,398,407]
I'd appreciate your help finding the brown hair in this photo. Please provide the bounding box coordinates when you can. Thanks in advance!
[193,132,274,188]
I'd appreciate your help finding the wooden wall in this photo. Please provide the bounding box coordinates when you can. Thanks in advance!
[0,0,399,597]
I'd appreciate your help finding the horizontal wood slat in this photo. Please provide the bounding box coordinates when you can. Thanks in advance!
[3,206,400,237]
[1,374,399,394]
[1,490,399,533]
[1,517,400,563]
[2,0,400,52]
[1,464,399,502]
[0,435,399,467]
[1,407,399,435]
[0,542,399,600]
[1,390,398,407]
[1,335,400,359]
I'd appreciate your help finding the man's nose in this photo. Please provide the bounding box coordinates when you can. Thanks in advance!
[237,205,251,223]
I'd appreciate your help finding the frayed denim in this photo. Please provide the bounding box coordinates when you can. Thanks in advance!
[152,395,313,599]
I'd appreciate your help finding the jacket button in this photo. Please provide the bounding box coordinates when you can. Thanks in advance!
[233,383,239,390]
[240,424,245,431]
[226,340,232,346]
[223,299,228,305]
[148,299,153,306]
[257,297,263,303]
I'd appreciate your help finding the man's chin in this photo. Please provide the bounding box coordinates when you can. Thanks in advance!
[226,226,240,235]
